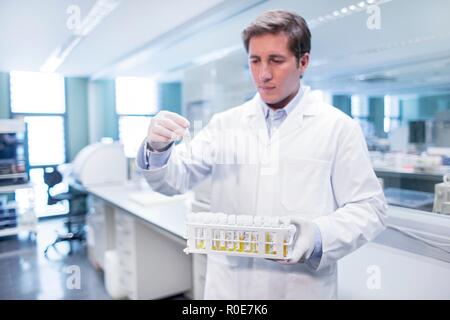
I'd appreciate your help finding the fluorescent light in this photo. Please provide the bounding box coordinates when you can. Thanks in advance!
[349,5,357,10]
[40,37,82,73]
[358,1,366,7]
[40,0,120,73]
[341,8,348,14]
[75,0,121,36]
[333,10,340,16]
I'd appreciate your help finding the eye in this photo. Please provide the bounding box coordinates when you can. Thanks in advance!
[250,59,259,64]
[272,59,284,64]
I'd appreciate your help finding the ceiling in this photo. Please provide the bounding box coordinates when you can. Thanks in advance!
[1,0,450,94]
[0,0,229,74]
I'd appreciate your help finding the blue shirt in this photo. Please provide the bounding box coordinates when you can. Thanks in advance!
[137,86,322,269]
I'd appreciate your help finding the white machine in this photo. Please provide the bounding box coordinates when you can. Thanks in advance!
[72,141,127,188]
[433,173,450,214]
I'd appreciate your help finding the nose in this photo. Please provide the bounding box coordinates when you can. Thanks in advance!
[259,63,272,82]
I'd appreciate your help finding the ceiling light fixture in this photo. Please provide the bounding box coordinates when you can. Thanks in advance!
[40,0,121,73]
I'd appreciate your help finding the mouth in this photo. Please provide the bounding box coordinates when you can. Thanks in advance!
[259,86,276,93]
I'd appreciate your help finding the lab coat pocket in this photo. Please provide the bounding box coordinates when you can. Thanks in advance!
[280,157,332,213]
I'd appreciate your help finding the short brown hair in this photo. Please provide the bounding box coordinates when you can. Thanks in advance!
[242,10,311,63]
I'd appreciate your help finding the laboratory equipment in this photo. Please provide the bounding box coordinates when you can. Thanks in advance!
[0,119,29,186]
[433,173,450,214]
[184,212,296,259]
[71,141,127,187]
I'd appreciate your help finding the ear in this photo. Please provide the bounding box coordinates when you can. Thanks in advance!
[299,53,310,72]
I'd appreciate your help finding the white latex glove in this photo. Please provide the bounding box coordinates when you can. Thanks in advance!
[278,216,316,265]
[147,111,190,152]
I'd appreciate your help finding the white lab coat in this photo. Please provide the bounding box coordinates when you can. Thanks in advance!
[141,86,387,299]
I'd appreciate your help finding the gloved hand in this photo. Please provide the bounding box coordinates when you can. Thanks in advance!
[278,216,317,265]
[147,111,190,152]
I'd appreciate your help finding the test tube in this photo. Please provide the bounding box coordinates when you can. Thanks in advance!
[236,216,245,252]
[280,217,291,258]
[195,213,205,249]
[203,213,213,250]
[253,216,263,253]
[184,129,192,158]
[270,217,280,255]
[210,214,220,250]
[243,216,253,253]
[218,214,227,251]
[262,216,272,254]
[226,215,236,251]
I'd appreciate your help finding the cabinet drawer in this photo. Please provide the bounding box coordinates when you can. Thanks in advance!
[115,211,134,230]
[116,236,134,255]
[119,271,135,293]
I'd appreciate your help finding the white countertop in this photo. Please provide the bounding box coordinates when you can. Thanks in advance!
[86,181,192,239]
[86,180,450,262]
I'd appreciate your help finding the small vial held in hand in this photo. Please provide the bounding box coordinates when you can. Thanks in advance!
[184,130,192,158]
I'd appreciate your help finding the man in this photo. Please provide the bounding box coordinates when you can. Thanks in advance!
[136,10,387,299]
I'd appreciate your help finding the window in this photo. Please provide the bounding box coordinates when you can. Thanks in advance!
[115,77,158,115]
[115,77,158,158]
[23,116,65,166]
[118,116,151,158]
[384,95,401,133]
[9,71,66,167]
[351,94,374,137]
[9,71,68,218]
[10,71,65,114]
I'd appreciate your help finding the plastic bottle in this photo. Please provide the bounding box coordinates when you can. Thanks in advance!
[226,215,236,251]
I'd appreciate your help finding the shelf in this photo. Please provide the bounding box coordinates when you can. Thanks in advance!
[0,225,36,237]
[0,183,33,193]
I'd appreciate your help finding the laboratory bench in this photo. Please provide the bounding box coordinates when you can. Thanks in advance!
[85,182,193,300]
[85,181,450,300]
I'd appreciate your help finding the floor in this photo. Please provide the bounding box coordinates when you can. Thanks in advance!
[0,218,111,300]
[0,218,189,300]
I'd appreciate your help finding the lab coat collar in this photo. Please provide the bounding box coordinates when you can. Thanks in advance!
[242,85,321,146]
[243,85,319,119]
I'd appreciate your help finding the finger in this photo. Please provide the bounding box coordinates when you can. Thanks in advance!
[149,132,171,143]
[277,260,295,265]
[160,118,188,137]
[163,112,190,129]
[153,125,180,141]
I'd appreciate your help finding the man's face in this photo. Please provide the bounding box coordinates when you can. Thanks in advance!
[248,32,309,108]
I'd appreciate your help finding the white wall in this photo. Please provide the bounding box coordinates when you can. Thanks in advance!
[338,241,450,299]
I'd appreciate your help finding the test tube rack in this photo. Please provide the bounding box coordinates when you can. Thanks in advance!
[183,215,296,260]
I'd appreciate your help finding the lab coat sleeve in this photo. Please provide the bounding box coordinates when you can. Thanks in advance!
[139,115,219,196]
[313,121,387,271]
[135,139,173,170]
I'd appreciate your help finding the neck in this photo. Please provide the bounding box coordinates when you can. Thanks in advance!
[267,84,300,110]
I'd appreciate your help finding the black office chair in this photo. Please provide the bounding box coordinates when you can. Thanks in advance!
[43,167,87,257]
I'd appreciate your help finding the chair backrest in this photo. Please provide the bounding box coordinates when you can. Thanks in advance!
[43,168,63,188]
[44,168,63,205]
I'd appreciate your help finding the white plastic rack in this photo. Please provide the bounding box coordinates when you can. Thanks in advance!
[184,212,296,260]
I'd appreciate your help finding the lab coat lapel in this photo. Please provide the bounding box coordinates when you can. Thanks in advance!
[242,96,270,148]
[270,86,319,144]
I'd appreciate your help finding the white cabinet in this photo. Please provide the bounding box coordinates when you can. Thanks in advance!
[114,208,192,300]
[86,195,115,270]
